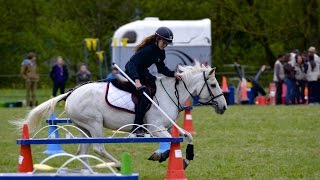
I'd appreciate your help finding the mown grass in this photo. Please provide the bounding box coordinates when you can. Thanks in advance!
[0,89,319,179]
[0,88,53,105]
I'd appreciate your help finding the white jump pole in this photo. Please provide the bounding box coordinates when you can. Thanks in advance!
[112,63,192,142]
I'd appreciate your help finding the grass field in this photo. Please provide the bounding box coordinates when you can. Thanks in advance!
[0,92,319,179]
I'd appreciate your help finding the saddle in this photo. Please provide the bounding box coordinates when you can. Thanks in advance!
[105,74,154,114]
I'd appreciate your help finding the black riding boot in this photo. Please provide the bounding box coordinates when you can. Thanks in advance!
[131,94,149,136]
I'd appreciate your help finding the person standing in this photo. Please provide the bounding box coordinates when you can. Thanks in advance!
[307,46,320,104]
[289,49,299,66]
[293,54,307,104]
[273,55,285,105]
[76,63,91,85]
[20,52,39,107]
[308,46,320,64]
[50,56,69,97]
[283,54,296,105]
[306,54,320,104]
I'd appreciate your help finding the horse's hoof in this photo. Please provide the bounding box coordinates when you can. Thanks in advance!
[148,150,170,163]
[115,166,121,171]
[114,162,121,171]
[148,152,160,161]
[183,159,190,170]
[159,150,170,163]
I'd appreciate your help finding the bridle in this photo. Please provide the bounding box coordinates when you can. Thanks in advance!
[183,71,224,105]
[160,71,224,112]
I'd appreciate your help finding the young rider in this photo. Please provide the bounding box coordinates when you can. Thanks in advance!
[125,27,182,135]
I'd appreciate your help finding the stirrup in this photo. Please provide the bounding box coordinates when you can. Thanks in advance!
[131,127,147,137]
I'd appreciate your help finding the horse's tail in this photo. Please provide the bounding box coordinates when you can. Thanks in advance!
[11,92,71,133]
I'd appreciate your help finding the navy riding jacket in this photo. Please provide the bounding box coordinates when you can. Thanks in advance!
[125,40,175,81]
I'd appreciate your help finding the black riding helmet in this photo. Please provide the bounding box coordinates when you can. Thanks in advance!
[155,27,173,45]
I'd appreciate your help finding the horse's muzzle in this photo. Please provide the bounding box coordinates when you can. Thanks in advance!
[213,104,226,115]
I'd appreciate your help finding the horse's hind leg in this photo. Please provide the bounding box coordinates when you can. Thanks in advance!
[76,126,92,166]
[93,143,121,169]
[86,118,121,168]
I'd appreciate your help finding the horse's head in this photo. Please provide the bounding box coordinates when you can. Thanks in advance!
[198,66,227,114]
[179,62,227,114]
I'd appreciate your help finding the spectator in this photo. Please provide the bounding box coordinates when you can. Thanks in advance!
[106,66,119,82]
[308,46,320,64]
[306,54,320,104]
[273,55,285,105]
[76,63,91,85]
[283,54,296,105]
[293,54,307,104]
[289,49,299,66]
[20,52,39,107]
[50,56,69,97]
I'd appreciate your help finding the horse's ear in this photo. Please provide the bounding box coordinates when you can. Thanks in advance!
[209,67,216,75]
[177,64,185,73]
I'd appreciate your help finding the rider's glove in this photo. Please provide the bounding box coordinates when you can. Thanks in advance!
[137,85,147,95]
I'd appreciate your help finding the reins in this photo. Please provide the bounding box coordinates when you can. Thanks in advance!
[160,71,224,111]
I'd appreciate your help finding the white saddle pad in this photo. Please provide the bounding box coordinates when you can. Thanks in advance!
[107,83,135,112]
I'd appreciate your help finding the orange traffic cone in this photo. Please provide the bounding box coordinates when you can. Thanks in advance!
[222,76,230,104]
[269,82,276,105]
[222,76,229,93]
[304,86,308,104]
[165,126,187,180]
[183,100,195,135]
[18,124,33,173]
[240,80,249,104]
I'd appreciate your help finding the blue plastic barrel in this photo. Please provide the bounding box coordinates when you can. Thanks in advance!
[228,86,235,105]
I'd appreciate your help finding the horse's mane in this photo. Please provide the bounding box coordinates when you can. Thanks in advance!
[156,61,214,80]
[178,61,213,79]
[178,61,211,74]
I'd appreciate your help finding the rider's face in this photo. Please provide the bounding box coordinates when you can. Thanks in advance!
[157,39,168,50]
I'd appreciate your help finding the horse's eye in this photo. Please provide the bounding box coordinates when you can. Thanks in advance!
[210,84,216,88]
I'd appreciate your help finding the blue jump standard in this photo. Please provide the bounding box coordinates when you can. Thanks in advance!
[46,118,72,124]
[17,137,183,145]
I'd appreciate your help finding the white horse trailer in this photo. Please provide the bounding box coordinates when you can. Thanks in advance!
[111,17,211,74]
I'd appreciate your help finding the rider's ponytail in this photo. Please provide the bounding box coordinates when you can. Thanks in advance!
[134,35,156,52]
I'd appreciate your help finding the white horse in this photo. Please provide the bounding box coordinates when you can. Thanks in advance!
[13,61,227,168]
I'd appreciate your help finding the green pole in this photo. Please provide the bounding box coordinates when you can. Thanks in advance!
[121,152,132,175]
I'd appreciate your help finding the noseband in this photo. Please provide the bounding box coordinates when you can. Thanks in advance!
[160,71,224,112]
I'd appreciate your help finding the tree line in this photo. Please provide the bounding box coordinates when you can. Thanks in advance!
[0,0,319,87]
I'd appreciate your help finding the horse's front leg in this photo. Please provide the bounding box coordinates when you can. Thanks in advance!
[148,127,171,163]
[148,126,194,169]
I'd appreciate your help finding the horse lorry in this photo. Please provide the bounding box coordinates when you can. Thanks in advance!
[111,17,212,74]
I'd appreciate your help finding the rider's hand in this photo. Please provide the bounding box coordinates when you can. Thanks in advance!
[135,79,142,89]
[137,85,147,95]
[174,72,182,80]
